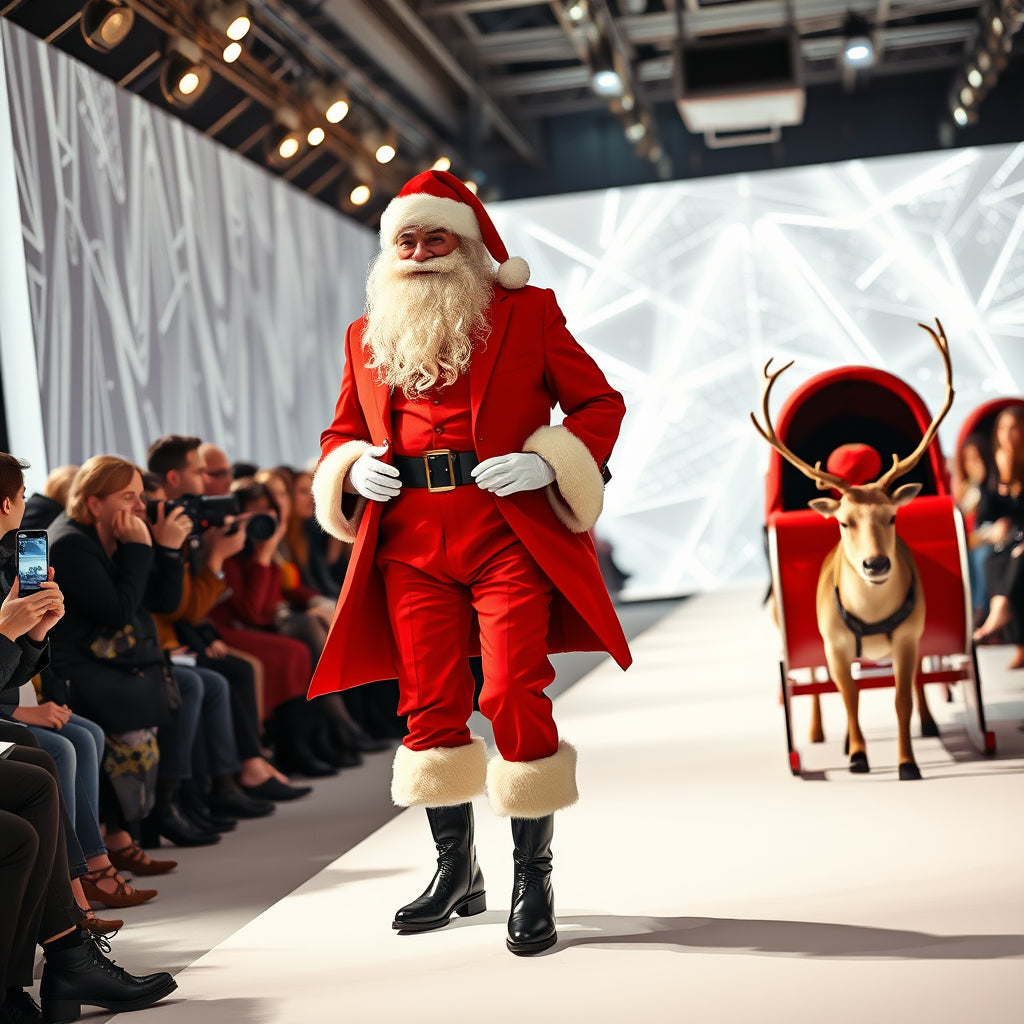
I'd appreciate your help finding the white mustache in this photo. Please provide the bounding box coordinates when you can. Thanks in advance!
[392,252,464,276]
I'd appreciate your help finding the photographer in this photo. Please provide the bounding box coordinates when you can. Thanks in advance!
[146,436,307,805]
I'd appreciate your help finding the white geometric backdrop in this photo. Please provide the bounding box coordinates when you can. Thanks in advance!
[492,143,1024,597]
[0,20,374,474]
[4,17,1024,600]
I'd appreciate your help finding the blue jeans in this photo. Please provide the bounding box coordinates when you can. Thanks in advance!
[28,713,107,861]
[169,664,240,790]
[968,542,993,612]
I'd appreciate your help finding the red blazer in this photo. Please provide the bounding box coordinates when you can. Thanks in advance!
[309,284,632,696]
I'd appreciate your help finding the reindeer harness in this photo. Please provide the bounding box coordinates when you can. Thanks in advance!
[833,581,916,658]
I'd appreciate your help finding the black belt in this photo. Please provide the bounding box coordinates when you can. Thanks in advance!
[393,450,479,492]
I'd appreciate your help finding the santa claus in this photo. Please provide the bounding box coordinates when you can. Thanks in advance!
[311,169,631,955]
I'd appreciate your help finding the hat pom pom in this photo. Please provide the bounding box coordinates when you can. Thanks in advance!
[496,256,530,290]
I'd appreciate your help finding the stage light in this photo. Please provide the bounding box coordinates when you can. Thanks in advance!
[208,1,251,42]
[80,0,134,54]
[265,109,304,166]
[464,180,479,195]
[350,184,371,206]
[592,68,624,96]
[222,41,242,63]
[967,66,984,88]
[842,13,874,67]
[432,155,452,172]
[566,1,588,22]
[308,82,350,124]
[160,38,212,107]
[960,84,975,105]
[368,128,397,164]
[624,118,647,142]
[307,126,325,146]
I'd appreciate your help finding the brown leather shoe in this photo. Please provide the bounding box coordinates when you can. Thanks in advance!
[80,864,157,908]
[79,909,124,936]
[108,841,178,876]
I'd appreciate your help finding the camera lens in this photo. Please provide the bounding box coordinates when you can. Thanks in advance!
[245,513,277,542]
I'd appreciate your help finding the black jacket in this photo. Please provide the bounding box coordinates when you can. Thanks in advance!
[47,514,184,734]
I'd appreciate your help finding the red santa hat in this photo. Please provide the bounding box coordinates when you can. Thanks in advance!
[826,443,882,486]
[378,169,530,290]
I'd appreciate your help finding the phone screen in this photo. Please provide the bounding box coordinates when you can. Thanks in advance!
[17,533,48,596]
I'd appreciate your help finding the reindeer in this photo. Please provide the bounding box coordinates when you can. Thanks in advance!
[752,321,954,780]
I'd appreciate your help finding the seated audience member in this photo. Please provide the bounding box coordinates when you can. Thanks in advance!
[219,479,387,761]
[0,453,145,929]
[197,442,233,497]
[285,466,351,599]
[974,405,1024,667]
[231,460,259,481]
[21,464,79,530]
[146,435,308,804]
[47,455,222,850]
[0,746,175,1023]
[953,431,996,623]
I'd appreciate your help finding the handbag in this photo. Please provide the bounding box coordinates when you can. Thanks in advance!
[102,729,159,823]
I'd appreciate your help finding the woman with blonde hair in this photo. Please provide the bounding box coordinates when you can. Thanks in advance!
[48,455,223,851]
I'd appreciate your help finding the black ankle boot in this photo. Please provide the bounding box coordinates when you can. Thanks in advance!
[273,700,338,778]
[39,931,176,1023]
[507,815,556,955]
[1,989,41,1024]
[143,780,221,848]
[393,803,486,932]
[180,788,237,833]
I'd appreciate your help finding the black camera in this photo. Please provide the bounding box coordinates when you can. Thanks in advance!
[146,493,277,542]
[146,494,238,533]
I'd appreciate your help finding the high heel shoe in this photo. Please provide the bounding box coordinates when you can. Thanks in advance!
[79,866,157,909]
[106,842,177,876]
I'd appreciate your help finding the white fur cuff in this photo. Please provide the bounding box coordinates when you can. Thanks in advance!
[312,441,370,542]
[523,425,604,533]
[391,737,488,808]
[487,740,578,819]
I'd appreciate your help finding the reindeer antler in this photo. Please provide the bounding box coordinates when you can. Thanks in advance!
[750,358,850,493]
[875,318,955,489]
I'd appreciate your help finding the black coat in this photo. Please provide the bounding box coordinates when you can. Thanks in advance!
[47,514,184,734]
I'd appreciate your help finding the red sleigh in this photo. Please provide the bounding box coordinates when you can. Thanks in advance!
[764,365,996,775]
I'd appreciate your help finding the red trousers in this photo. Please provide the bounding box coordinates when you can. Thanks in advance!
[377,484,558,763]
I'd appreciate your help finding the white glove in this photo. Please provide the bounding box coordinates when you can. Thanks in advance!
[471,453,555,497]
[349,445,402,502]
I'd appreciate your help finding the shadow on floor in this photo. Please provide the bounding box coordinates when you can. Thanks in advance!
[550,915,1024,960]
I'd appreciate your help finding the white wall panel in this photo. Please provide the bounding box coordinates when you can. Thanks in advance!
[492,145,1024,598]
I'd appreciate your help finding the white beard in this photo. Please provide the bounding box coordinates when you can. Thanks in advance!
[363,239,494,399]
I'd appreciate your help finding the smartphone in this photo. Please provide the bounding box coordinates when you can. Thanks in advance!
[16,529,48,597]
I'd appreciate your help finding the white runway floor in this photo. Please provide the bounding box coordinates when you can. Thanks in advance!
[92,588,1024,1024]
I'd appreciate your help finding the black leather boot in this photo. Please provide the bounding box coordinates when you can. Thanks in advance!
[273,699,338,778]
[507,815,556,955]
[142,780,221,848]
[393,803,486,932]
[39,931,176,1023]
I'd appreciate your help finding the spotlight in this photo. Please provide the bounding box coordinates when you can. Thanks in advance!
[222,41,242,63]
[160,38,212,107]
[566,1,588,22]
[590,39,625,97]
[349,184,371,206]
[842,13,874,67]
[208,1,251,42]
[80,0,134,53]
[624,118,647,142]
[464,179,479,195]
[960,83,975,105]
[967,66,984,88]
[432,155,452,172]
[309,82,350,124]
[307,126,325,146]
[368,128,397,164]
[265,109,304,166]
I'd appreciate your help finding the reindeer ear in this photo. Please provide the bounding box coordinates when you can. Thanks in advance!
[890,482,922,507]
[808,497,840,518]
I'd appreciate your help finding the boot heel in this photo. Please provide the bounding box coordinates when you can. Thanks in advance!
[42,998,81,1023]
[457,891,487,917]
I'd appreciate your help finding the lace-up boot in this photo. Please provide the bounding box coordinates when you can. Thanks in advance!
[39,930,176,1023]
[507,815,556,955]
[393,803,486,932]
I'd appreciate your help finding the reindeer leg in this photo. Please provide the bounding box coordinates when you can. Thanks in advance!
[824,646,867,773]
[809,694,825,743]
[892,638,922,781]
[915,680,939,738]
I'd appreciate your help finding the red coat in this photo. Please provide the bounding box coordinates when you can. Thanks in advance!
[309,284,632,697]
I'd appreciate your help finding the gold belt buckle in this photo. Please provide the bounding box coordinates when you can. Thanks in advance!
[423,449,456,493]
